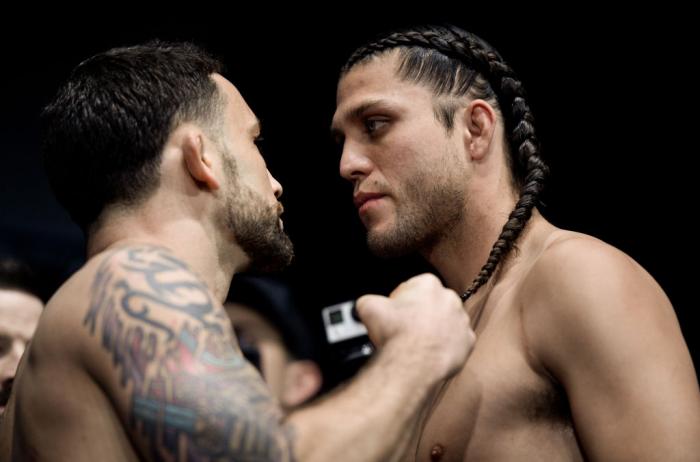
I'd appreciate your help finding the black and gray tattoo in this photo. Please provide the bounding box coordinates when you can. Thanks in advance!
[84,246,295,461]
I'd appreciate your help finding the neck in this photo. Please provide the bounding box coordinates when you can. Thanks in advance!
[422,197,543,298]
[87,203,248,303]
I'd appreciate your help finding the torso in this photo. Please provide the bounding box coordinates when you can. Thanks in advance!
[415,223,585,462]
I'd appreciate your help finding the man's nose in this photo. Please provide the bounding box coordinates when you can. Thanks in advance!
[268,170,283,199]
[339,141,373,183]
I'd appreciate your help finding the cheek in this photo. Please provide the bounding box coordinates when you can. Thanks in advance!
[248,163,276,199]
[378,143,425,185]
[236,168,273,199]
[255,179,277,204]
[0,358,15,376]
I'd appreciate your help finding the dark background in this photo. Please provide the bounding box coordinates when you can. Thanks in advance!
[1,8,696,389]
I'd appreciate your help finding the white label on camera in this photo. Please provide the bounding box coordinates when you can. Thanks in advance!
[322,300,368,343]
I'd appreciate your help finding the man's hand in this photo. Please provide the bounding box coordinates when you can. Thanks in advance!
[355,273,476,379]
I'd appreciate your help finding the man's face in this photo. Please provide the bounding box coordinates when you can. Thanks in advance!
[331,52,468,257]
[0,289,42,413]
[213,75,294,272]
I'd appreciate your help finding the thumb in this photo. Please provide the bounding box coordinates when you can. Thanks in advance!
[355,294,390,346]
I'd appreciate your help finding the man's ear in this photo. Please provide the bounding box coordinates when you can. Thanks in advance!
[281,360,323,409]
[463,99,497,161]
[182,130,220,190]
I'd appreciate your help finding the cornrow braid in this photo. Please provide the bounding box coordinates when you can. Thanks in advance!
[343,25,549,301]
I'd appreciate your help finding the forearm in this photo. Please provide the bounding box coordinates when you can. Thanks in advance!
[286,341,443,462]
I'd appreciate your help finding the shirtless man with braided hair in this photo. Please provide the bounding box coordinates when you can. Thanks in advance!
[331,24,700,461]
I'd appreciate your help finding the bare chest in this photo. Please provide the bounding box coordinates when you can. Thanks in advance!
[413,305,574,462]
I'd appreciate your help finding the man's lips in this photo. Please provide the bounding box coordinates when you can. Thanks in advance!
[353,192,386,210]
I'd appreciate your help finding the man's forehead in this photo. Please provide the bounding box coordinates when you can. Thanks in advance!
[336,53,401,103]
[335,51,438,110]
[333,68,431,130]
[0,291,42,324]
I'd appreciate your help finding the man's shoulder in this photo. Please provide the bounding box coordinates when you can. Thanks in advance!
[43,244,214,356]
[518,228,671,338]
[88,243,199,282]
[523,230,651,301]
[44,245,182,316]
[74,243,207,304]
[518,229,674,364]
[33,254,105,357]
[81,243,223,337]
[536,229,629,268]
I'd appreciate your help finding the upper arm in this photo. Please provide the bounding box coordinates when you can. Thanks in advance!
[82,246,294,461]
[523,237,700,461]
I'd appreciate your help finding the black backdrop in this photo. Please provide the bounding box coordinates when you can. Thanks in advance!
[1,8,696,388]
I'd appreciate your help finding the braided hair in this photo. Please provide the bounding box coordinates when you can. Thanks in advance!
[342,25,548,301]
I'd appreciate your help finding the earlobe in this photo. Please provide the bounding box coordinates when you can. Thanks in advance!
[464,100,496,161]
[182,132,220,190]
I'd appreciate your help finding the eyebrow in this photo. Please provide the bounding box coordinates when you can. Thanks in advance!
[330,99,387,137]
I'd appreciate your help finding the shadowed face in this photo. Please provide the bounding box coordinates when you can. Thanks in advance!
[332,52,468,257]
[213,75,294,271]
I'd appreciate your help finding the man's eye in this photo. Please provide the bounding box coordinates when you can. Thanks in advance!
[0,335,11,356]
[253,136,265,152]
[364,118,388,134]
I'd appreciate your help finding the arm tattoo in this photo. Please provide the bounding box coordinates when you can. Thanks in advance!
[84,246,295,461]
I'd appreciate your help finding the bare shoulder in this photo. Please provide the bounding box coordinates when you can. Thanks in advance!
[24,249,117,370]
[521,230,672,322]
[37,244,230,361]
[516,229,700,460]
[81,245,242,398]
[82,244,232,352]
[74,245,290,461]
[78,244,239,396]
[9,245,279,460]
[519,229,694,382]
[1,248,167,460]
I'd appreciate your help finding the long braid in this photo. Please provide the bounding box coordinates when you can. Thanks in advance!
[344,25,549,301]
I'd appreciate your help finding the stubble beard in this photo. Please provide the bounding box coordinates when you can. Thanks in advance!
[222,157,294,273]
[367,169,465,258]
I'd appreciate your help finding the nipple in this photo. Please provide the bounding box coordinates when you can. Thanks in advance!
[430,444,444,461]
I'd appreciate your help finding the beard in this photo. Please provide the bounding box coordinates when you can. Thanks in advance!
[221,157,294,273]
[367,168,465,258]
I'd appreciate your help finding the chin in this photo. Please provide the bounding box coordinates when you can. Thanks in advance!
[367,231,406,258]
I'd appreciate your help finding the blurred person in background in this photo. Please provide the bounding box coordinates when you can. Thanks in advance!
[0,258,43,415]
[225,275,322,412]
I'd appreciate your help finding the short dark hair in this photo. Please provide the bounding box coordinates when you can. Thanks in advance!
[41,41,223,233]
[0,258,42,301]
[226,275,316,360]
